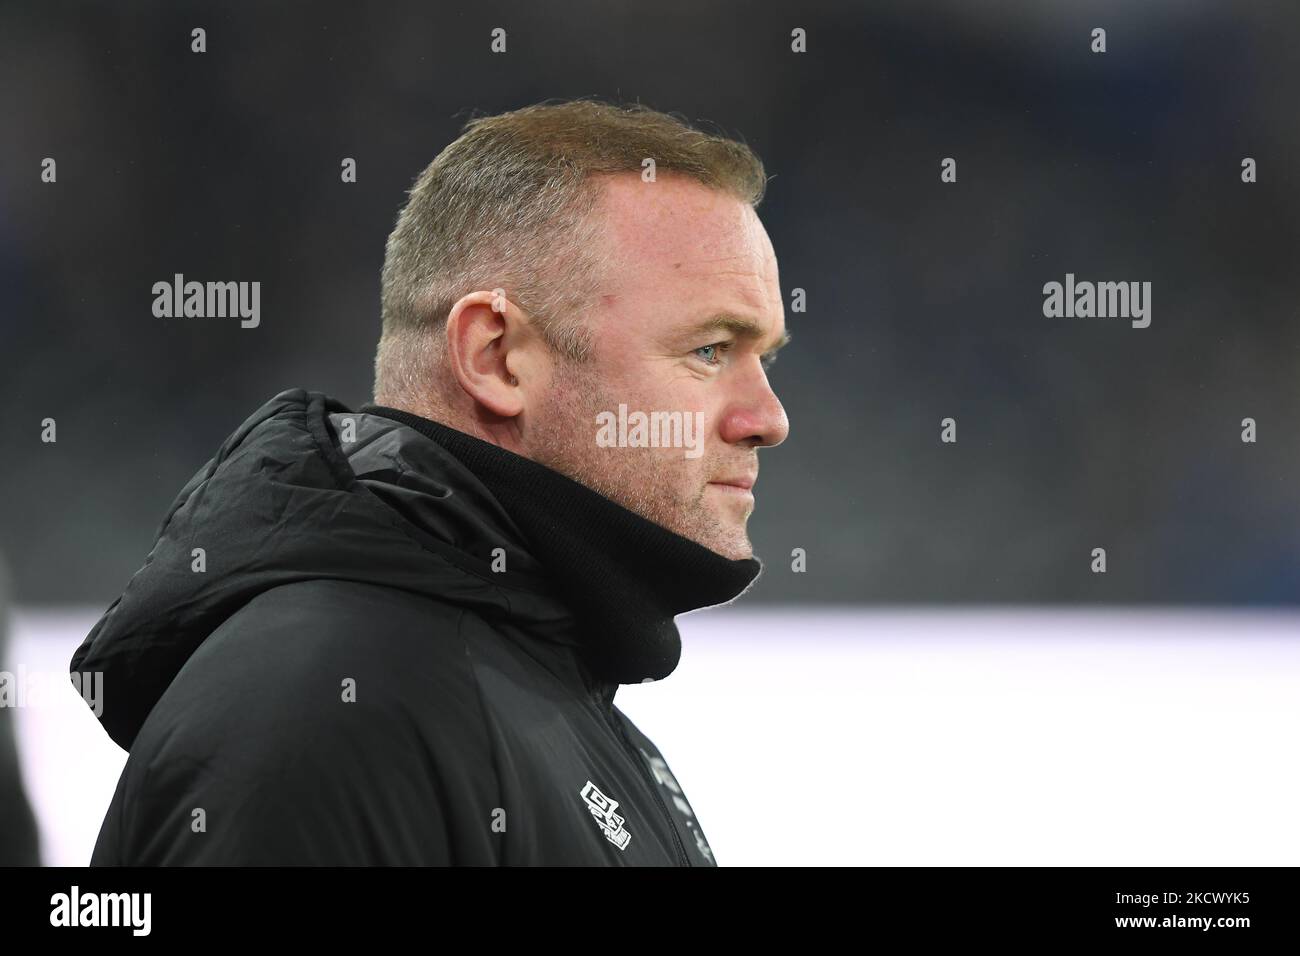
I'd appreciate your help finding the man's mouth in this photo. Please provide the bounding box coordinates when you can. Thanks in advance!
[708,474,756,493]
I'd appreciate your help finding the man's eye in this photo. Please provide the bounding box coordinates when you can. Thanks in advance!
[694,342,727,365]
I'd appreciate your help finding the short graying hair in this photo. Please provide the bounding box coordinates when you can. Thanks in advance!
[372,97,768,407]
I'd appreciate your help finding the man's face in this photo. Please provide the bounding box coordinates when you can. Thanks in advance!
[525,172,790,560]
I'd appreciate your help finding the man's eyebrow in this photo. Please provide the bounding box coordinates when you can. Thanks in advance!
[677,313,791,355]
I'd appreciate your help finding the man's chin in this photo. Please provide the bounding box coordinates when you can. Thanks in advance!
[533,449,754,559]
[682,526,753,561]
[714,541,755,561]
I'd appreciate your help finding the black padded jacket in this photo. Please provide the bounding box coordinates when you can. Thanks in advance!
[71,388,760,866]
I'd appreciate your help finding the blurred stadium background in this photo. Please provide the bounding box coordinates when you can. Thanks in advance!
[2,0,1299,864]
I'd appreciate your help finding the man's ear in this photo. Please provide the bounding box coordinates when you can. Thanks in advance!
[444,290,534,418]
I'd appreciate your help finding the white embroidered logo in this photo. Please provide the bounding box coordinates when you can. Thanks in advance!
[580,780,632,850]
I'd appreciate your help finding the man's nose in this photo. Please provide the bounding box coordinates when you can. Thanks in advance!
[717,369,789,448]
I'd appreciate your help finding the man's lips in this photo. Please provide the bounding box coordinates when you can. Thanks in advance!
[709,475,756,491]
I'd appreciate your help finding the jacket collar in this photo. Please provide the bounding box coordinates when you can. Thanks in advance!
[359,404,763,688]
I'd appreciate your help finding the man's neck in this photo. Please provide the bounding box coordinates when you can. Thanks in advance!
[358,402,765,685]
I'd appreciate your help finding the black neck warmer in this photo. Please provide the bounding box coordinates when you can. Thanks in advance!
[358,404,763,684]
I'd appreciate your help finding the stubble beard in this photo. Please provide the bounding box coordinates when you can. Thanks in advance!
[525,358,753,560]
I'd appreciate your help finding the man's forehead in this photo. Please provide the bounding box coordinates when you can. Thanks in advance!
[596,172,766,263]
[590,173,784,346]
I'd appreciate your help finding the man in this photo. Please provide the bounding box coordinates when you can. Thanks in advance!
[73,99,789,865]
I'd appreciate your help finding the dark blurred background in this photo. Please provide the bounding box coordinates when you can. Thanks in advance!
[2,0,1298,606]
